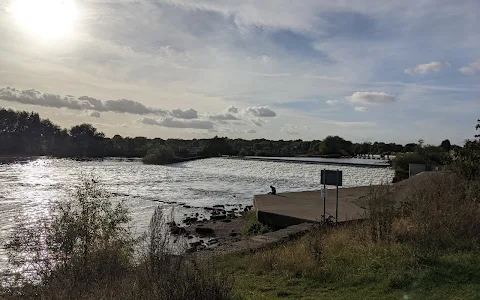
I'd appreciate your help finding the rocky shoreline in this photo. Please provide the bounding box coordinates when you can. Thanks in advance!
[168,203,255,253]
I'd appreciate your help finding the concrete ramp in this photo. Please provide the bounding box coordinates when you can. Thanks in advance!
[254,186,373,228]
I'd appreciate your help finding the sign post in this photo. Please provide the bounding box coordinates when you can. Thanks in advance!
[320,169,343,224]
[336,170,340,224]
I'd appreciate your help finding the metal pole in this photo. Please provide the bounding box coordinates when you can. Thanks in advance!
[336,169,339,225]
[323,170,326,223]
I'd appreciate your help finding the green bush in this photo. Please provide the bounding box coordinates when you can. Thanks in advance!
[142,145,176,164]
[244,211,273,235]
[393,152,425,181]
[5,176,134,286]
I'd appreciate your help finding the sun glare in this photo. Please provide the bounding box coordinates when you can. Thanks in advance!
[10,0,77,38]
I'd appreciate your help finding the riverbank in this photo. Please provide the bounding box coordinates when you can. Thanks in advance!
[211,171,480,299]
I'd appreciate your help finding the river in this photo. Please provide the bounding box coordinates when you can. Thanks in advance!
[0,157,394,270]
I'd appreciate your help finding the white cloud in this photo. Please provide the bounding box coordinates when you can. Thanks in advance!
[208,113,240,121]
[281,124,300,135]
[89,111,101,118]
[170,108,198,119]
[459,66,476,75]
[139,117,214,129]
[459,61,480,75]
[404,61,449,75]
[244,106,277,117]
[326,100,339,105]
[250,118,266,126]
[354,106,368,112]
[346,92,396,105]
[325,121,377,128]
[246,129,257,134]
[226,105,239,113]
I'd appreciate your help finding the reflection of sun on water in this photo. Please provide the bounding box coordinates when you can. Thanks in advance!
[10,0,77,38]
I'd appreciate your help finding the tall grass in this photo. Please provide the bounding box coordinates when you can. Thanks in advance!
[396,173,480,250]
[221,171,480,295]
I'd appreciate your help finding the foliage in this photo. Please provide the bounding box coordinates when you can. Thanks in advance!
[2,181,233,300]
[142,145,176,165]
[5,176,134,287]
[214,171,480,299]
[315,135,353,157]
[440,139,451,151]
[451,120,480,180]
[1,107,460,160]
[392,152,426,181]
[397,173,480,250]
[244,211,273,235]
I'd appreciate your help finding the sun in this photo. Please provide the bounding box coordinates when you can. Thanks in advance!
[10,0,77,38]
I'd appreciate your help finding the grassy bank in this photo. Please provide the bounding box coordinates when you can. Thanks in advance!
[216,172,480,299]
[216,226,480,299]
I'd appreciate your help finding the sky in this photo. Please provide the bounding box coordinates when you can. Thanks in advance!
[0,0,479,144]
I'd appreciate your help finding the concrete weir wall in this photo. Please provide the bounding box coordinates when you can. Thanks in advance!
[257,210,313,229]
[254,187,371,228]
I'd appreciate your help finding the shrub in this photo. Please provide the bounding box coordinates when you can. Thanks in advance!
[396,173,480,250]
[129,206,234,300]
[244,211,273,235]
[393,152,425,182]
[142,146,176,164]
[3,176,135,298]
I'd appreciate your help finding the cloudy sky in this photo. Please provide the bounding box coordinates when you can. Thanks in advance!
[0,0,479,144]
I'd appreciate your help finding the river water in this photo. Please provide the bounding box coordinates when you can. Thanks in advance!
[0,157,394,270]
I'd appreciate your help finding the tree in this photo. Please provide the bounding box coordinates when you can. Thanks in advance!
[452,120,480,180]
[318,136,353,156]
[70,124,105,157]
[440,139,451,151]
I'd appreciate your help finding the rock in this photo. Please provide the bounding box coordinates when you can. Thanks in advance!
[197,245,206,251]
[187,235,194,239]
[221,219,232,223]
[213,204,225,209]
[184,217,198,224]
[183,205,192,208]
[204,207,213,211]
[195,212,199,217]
[195,227,214,234]
[211,214,226,220]
[208,239,218,245]
[189,241,201,247]
[202,218,208,222]
[229,232,238,237]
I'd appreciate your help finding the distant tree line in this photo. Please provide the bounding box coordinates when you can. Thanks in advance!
[0,108,461,160]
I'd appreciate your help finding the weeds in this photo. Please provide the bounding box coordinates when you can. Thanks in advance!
[244,210,273,235]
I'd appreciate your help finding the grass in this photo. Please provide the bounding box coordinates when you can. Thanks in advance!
[215,226,480,299]
[214,173,480,299]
